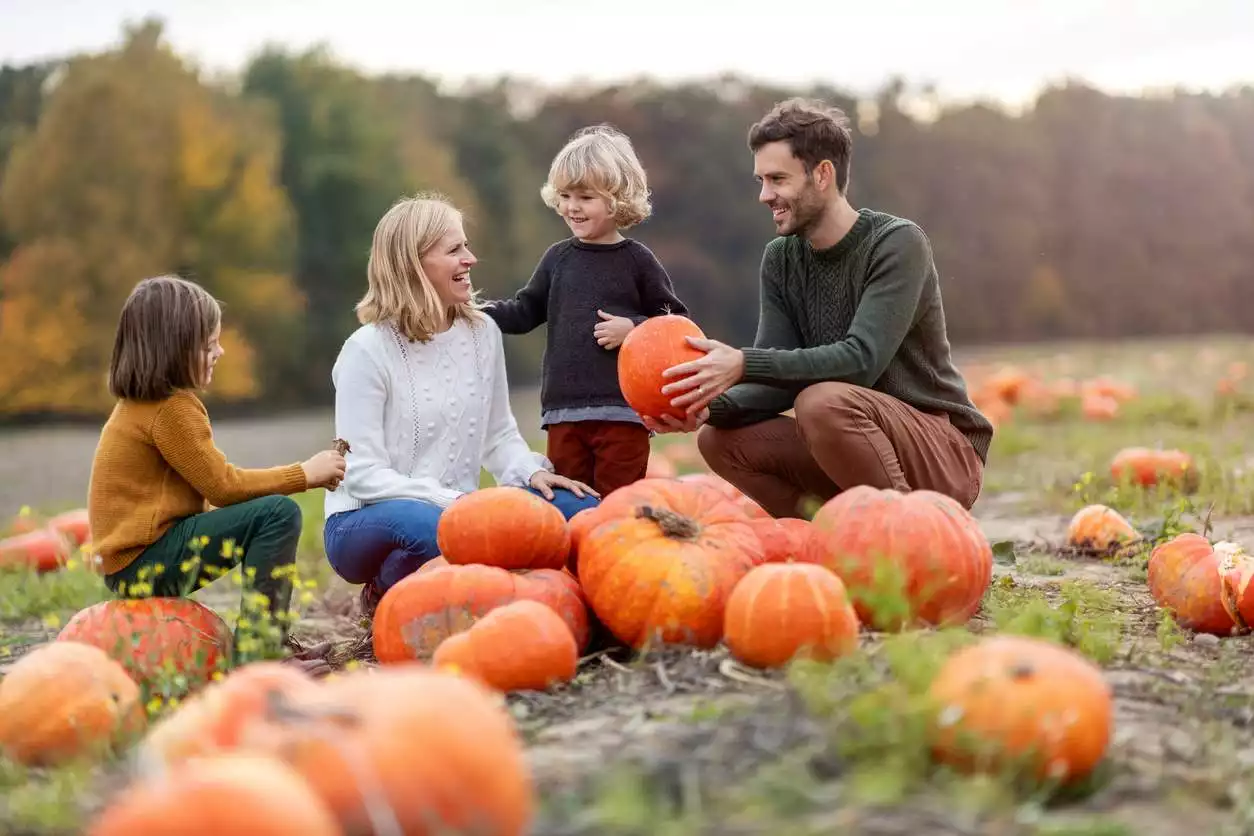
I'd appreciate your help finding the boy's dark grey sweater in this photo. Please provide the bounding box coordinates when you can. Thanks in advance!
[484,237,688,415]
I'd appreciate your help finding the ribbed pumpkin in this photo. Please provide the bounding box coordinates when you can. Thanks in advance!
[677,472,770,518]
[242,666,534,836]
[1109,447,1198,490]
[0,528,71,573]
[802,486,993,630]
[437,486,571,571]
[1147,533,1254,635]
[928,635,1113,784]
[372,563,589,662]
[89,753,341,836]
[57,598,233,691]
[1065,504,1142,554]
[723,562,860,668]
[617,314,707,421]
[747,517,813,564]
[434,599,578,692]
[0,641,144,766]
[576,479,763,648]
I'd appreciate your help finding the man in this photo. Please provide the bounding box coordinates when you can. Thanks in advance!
[644,97,993,518]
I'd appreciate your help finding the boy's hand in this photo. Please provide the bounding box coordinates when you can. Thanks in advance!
[302,449,347,490]
[594,310,634,349]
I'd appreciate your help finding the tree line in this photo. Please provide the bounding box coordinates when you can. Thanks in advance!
[2,20,1251,420]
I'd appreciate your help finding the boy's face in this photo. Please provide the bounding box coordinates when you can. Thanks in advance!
[556,187,617,243]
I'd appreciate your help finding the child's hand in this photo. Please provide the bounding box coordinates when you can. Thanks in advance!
[594,310,634,349]
[302,449,347,490]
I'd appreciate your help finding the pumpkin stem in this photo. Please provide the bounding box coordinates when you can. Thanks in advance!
[1009,661,1035,680]
[638,505,701,540]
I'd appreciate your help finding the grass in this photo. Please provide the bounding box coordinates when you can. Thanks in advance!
[4,334,1254,834]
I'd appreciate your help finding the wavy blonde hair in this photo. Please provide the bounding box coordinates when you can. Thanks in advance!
[356,193,480,342]
[540,125,652,229]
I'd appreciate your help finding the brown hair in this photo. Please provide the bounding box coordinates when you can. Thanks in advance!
[357,192,481,342]
[748,98,854,194]
[108,275,221,401]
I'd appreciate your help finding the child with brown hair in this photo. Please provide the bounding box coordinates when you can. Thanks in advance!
[87,275,346,671]
[484,124,689,497]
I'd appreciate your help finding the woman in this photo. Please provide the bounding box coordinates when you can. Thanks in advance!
[324,193,600,617]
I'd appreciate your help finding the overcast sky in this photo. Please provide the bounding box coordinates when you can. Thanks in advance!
[1,0,1252,106]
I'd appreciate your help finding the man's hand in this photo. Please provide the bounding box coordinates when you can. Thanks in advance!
[642,407,710,435]
[660,337,745,414]
[594,310,635,349]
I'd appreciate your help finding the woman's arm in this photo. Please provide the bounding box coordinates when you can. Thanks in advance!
[333,337,463,508]
[479,323,551,487]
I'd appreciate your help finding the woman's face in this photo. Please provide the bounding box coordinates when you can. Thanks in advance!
[420,216,478,310]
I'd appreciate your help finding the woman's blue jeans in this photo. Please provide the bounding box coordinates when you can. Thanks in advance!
[323,487,599,592]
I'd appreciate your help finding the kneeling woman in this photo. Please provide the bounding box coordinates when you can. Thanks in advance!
[324,193,599,616]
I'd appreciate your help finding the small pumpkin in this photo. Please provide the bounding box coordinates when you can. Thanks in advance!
[577,479,762,649]
[0,641,144,766]
[57,598,233,692]
[372,562,589,662]
[723,562,860,668]
[437,486,571,571]
[617,314,707,421]
[88,752,341,836]
[802,486,993,630]
[242,666,534,836]
[48,508,92,547]
[434,599,578,692]
[645,451,678,478]
[0,527,71,573]
[1147,533,1254,635]
[1109,447,1198,491]
[928,635,1113,784]
[747,517,813,564]
[1065,504,1142,554]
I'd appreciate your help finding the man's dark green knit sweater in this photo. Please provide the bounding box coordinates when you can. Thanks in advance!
[706,208,994,463]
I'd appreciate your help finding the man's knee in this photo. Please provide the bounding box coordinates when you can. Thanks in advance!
[794,382,865,434]
[696,424,731,468]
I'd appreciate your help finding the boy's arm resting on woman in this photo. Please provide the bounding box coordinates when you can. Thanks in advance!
[331,339,463,508]
[151,392,307,507]
[630,243,689,324]
[481,252,554,334]
[481,324,552,487]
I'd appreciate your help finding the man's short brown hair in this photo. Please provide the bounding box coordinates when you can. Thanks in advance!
[108,275,221,401]
[748,98,854,194]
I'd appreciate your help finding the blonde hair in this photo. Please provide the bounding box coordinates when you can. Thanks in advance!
[356,193,480,342]
[540,125,652,229]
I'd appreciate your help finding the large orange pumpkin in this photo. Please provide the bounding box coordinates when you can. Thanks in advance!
[1147,533,1254,635]
[617,314,706,421]
[434,599,578,692]
[1109,447,1198,490]
[0,641,145,766]
[244,666,534,835]
[88,753,341,836]
[137,661,319,774]
[723,562,860,668]
[576,479,762,648]
[802,486,993,630]
[57,598,233,692]
[928,635,1113,784]
[0,528,71,573]
[1065,504,1142,554]
[437,486,570,571]
[372,563,589,662]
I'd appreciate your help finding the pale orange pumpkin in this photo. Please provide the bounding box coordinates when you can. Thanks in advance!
[677,472,770,518]
[747,517,813,564]
[434,599,578,692]
[243,666,535,836]
[89,753,341,836]
[47,508,91,547]
[1147,533,1254,635]
[802,486,993,630]
[437,486,570,571]
[617,314,706,421]
[57,598,233,691]
[0,641,144,766]
[645,451,678,478]
[928,635,1113,784]
[722,562,860,668]
[1109,447,1198,491]
[1065,504,1142,554]
[577,479,762,648]
[0,527,71,573]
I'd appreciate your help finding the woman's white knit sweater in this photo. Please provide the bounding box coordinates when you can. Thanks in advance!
[324,314,550,517]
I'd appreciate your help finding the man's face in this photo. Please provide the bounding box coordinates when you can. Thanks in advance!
[753,140,826,237]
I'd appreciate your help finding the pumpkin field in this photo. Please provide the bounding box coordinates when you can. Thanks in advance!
[2,334,1254,835]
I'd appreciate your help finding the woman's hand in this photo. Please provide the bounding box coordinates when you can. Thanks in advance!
[529,470,600,500]
[302,449,347,490]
